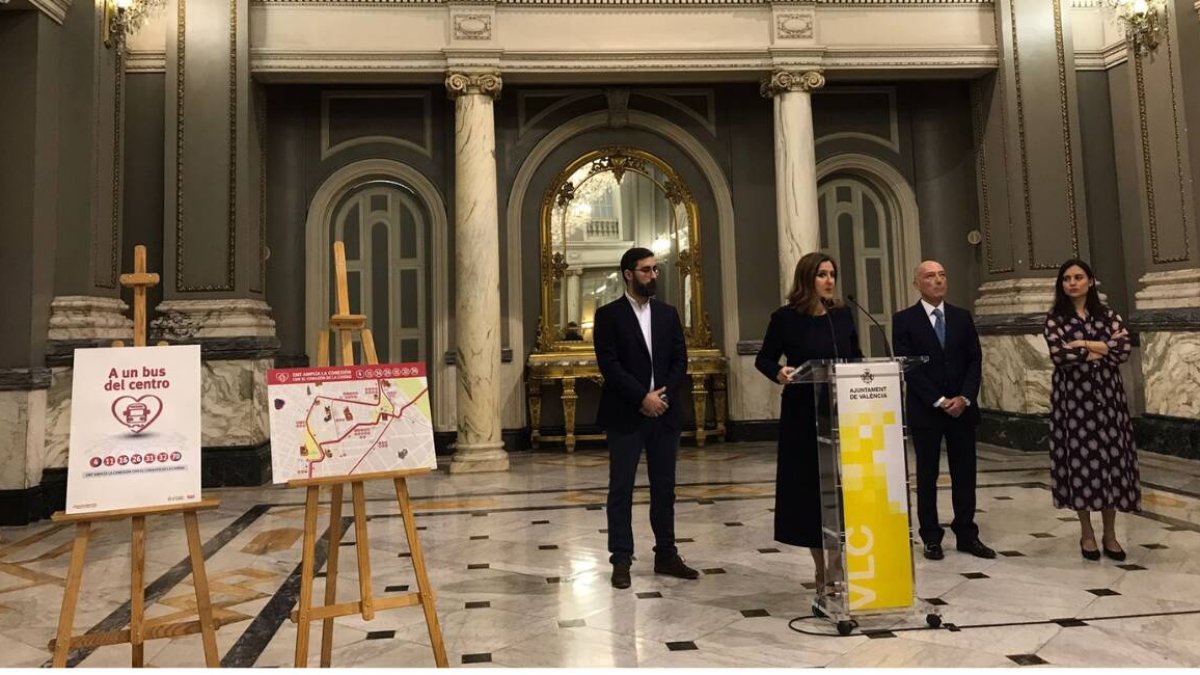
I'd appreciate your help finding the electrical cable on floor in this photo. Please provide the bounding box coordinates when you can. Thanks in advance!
[788,607,1200,637]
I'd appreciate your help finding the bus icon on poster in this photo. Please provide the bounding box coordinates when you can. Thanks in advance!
[123,402,149,425]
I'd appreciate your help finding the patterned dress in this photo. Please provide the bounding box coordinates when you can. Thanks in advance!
[1043,309,1140,512]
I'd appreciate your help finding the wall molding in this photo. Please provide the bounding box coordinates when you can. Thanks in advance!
[171,0,241,293]
[1133,28,1193,266]
[319,90,434,160]
[250,47,998,75]
[516,90,603,140]
[1073,40,1128,71]
[0,368,52,392]
[813,86,900,152]
[634,89,719,137]
[126,50,168,73]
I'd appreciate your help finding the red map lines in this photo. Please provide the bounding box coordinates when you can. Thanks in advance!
[302,382,429,478]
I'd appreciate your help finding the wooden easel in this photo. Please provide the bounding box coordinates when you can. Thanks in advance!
[49,244,222,667]
[288,241,447,668]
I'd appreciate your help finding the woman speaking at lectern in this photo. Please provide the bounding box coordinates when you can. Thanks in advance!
[755,252,862,591]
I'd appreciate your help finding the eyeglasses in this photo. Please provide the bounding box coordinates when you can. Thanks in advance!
[635,266,660,275]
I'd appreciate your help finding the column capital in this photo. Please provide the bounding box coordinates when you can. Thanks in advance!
[445,71,503,99]
[760,69,825,98]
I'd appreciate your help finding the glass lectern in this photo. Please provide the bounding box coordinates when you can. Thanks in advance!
[789,357,941,635]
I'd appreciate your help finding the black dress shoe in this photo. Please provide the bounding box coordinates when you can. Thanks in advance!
[611,563,631,589]
[654,555,699,580]
[956,539,997,559]
[923,544,945,560]
[1102,543,1127,562]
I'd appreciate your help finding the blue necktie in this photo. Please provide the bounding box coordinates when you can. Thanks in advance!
[932,308,946,348]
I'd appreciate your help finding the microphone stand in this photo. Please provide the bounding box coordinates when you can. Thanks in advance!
[845,294,893,358]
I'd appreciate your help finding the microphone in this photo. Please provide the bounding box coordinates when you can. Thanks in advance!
[845,294,892,358]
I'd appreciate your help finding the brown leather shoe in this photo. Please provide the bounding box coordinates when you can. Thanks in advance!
[654,555,699,580]
[611,563,631,589]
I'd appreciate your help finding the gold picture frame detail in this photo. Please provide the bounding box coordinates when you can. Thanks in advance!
[533,146,715,353]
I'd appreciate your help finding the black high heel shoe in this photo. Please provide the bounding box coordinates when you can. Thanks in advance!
[1102,541,1126,562]
[1081,539,1101,561]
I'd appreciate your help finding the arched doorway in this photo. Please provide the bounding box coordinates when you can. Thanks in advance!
[816,155,922,356]
[328,180,427,364]
[819,175,895,355]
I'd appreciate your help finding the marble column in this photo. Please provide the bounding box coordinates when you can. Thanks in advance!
[446,71,509,474]
[158,0,275,485]
[565,269,582,325]
[762,69,824,302]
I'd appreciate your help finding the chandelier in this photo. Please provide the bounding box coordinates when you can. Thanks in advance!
[1109,0,1168,56]
[104,0,167,53]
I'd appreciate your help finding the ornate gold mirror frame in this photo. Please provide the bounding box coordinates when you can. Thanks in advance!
[534,146,715,353]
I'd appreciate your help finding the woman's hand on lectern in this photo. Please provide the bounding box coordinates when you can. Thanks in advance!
[777,366,797,385]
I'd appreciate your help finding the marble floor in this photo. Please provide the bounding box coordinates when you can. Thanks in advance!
[3,442,1200,668]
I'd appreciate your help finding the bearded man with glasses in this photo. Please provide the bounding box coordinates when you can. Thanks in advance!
[593,246,698,589]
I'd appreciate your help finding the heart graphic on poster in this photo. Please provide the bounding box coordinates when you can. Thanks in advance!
[111,395,164,434]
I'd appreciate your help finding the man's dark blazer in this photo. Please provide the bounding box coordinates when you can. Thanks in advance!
[891,301,982,429]
[593,296,689,434]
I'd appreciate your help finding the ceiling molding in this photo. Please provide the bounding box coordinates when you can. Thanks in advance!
[250,46,997,76]
[1074,39,1127,71]
[250,0,991,4]
[125,50,167,73]
[28,0,71,24]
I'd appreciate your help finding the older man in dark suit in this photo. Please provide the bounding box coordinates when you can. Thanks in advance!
[593,246,699,589]
[892,260,997,561]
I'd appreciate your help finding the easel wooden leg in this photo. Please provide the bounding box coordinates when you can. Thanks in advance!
[294,485,320,667]
[184,511,220,667]
[52,522,92,668]
[319,484,345,668]
[393,478,448,667]
[131,516,146,667]
[351,482,375,621]
[317,330,331,369]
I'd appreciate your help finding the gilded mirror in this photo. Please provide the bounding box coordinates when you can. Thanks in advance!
[535,147,714,352]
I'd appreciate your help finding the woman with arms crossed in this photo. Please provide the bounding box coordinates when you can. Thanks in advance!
[1043,258,1139,561]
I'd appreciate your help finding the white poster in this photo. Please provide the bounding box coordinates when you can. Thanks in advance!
[267,362,436,484]
[66,345,202,514]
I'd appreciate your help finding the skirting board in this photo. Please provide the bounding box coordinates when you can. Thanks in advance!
[978,409,1050,452]
[1134,414,1200,461]
[203,443,273,487]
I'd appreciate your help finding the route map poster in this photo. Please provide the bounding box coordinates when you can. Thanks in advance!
[267,362,436,483]
[66,345,202,514]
